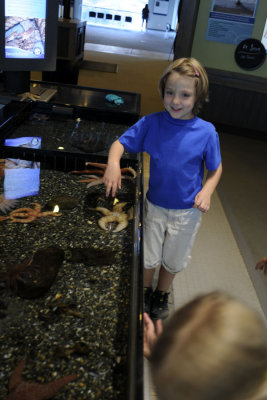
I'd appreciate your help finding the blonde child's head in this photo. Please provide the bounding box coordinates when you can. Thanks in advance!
[159,57,209,115]
[151,291,267,400]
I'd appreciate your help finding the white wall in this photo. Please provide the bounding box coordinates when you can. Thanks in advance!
[75,0,179,32]
[147,0,179,31]
[73,0,83,19]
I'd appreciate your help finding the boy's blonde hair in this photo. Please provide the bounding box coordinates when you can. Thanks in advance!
[158,57,209,115]
[151,291,267,400]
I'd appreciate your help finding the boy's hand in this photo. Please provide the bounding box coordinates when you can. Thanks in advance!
[255,257,267,275]
[194,164,222,213]
[103,163,121,197]
[143,312,163,359]
[193,189,211,213]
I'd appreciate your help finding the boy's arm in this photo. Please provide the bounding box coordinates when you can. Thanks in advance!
[103,140,125,197]
[193,162,222,213]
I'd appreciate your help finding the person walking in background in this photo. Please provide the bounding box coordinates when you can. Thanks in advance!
[142,4,149,31]
[103,58,222,320]
[144,291,267,400]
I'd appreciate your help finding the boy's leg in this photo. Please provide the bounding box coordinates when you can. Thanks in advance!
[157,265,175,292]
[151,208,202,320]
[143,198,167,315]
[150,265,174,321]
[144,267,155,288]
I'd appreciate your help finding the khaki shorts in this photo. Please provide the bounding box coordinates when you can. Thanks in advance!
[144,198,202,274]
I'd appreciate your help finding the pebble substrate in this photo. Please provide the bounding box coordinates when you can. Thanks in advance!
[0,167,137,400]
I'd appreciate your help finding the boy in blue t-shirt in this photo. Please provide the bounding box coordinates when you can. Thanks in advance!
[103,57,222,320]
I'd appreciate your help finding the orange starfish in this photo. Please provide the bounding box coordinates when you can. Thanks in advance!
[7,359,78,400]
[7,203,61,223]
[70,161,136,188]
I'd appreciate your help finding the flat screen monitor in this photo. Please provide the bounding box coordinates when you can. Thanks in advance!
[0,0,58,71]
[0,0,58,93]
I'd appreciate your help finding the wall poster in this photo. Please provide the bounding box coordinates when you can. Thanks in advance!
[206,0,259,45]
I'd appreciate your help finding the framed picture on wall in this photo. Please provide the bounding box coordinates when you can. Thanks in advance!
[206,0,260,45]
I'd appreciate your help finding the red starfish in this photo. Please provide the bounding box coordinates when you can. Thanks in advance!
[7,359,78,400]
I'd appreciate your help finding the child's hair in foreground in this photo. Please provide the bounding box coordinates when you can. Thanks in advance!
[151,291,267,400]
[158,57,209,115]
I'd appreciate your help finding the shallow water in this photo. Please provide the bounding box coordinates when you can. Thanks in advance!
[0,167,137,399]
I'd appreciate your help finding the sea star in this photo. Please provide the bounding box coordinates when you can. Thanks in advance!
[4,203,61,223]
[7,359,78,400]
[70,161,136,188]
[90,201,133,232]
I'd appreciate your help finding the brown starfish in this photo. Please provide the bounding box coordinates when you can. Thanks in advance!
[7,203,61,223]
[7,359,78,400]
[70,161,136,188]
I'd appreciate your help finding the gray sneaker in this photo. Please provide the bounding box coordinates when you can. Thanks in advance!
[150,290,169,320]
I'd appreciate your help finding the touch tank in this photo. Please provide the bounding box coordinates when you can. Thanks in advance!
[0,97,143,400]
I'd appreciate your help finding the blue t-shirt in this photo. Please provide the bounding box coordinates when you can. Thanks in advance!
[119,111,221,209]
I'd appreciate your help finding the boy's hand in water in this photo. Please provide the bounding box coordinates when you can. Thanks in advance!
[103,163,121,197]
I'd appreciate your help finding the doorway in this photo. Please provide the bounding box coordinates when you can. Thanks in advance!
[81,0,147,31]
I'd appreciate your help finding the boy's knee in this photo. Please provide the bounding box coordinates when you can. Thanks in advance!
[162,262,186,274]
[144,263,161,271]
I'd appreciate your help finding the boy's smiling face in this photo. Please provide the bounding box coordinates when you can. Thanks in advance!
[163,71,196,120]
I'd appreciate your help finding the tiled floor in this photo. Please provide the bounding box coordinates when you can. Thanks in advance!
[84,42,171,60]
[85,24,176,54]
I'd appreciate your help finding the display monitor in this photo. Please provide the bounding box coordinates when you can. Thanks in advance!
[0,0,58,92]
